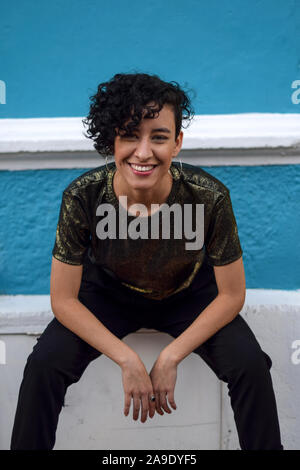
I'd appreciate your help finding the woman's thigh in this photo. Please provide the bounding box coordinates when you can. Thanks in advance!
[27,288,145,379]
[150,289,272,381]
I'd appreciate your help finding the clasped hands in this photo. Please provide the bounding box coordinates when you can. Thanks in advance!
[121,352,178,423]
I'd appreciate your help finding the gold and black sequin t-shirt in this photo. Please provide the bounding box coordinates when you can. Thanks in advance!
[52,161,243,300]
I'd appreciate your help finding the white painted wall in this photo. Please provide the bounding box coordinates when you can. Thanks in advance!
[1,114,300,154]
[1,291,299,450]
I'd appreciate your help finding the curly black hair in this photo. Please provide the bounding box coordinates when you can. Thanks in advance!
[82,72,195,158]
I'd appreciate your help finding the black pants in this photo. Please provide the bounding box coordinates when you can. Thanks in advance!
[10,271,284,450]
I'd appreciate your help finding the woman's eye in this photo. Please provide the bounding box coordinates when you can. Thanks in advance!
[122,134,168,143]
[122,134,167,140]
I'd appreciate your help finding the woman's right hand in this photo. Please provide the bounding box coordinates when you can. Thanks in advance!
[121,354,161,423]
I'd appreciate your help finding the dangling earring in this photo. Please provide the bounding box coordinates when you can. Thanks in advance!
[179,156,182,173]
[105,156,109,171]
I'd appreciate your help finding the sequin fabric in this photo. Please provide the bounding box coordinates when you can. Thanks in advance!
[52,161,243,300]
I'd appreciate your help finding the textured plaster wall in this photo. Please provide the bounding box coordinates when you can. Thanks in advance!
[1,0,299,118]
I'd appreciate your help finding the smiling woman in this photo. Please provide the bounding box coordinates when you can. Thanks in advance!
[112,102,183,211]
[10,72,284,451]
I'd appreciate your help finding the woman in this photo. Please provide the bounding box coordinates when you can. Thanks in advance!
[10,72,284,450]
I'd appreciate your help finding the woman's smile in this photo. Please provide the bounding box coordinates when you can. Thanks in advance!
[127,161,158,176]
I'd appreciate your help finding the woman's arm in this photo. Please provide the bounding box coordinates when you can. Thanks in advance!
[50,256,157,423]
[50,256,138,367]
[158,256,246,365]
[148,257,246,415]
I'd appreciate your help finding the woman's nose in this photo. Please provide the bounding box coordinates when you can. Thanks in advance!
[135,137,153,158]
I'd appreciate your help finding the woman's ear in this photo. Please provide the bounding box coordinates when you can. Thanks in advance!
[173,130,184,157]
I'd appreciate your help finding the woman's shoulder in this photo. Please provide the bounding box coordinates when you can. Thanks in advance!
[62,162,110,198]
[180,162,230,198]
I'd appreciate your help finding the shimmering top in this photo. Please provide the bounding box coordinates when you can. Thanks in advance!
[52,161,243,300]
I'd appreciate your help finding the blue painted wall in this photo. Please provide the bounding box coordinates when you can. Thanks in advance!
[0,164,299,294]
[0,0,300,117]
[1,1,299,293]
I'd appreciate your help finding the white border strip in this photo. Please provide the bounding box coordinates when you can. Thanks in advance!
[1,114,300,153]
[0,290,300,334]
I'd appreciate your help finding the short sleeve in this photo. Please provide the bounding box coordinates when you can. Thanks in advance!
[52,191,91,265]
[205,191,243,266]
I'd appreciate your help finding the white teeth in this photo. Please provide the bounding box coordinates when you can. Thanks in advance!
[130,164,155,172]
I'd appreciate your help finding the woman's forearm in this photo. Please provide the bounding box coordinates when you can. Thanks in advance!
[161,294,245,366]
[52,298,139,368]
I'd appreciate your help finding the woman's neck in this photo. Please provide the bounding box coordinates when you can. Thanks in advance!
[113,169,173,216]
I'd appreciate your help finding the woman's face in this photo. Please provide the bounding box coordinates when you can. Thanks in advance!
[113,103,183,193]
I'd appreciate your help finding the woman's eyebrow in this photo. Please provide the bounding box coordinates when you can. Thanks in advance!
[150,127,171,133]
[128,126,171,134]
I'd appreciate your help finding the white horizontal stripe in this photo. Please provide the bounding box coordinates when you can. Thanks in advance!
[0,290,299,334]
[1,114,300,153]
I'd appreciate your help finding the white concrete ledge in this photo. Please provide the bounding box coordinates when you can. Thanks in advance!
[1,290,299,449]
[0,294,163,335]
[0,290,299,335]
[1,114,300,153]
[245,288,300,306]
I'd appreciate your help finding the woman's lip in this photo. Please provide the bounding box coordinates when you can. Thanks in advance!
[127,162,157,175]
[128,162,158,167]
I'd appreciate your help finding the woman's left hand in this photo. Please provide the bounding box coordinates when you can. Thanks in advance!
[149,353,178,415]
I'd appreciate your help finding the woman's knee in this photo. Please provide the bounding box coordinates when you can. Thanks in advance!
[224,342,273,386]
[262,350,272,369]
[23,343,87,391]
[25,333,82,378]
[25,343,62,376]
[216,315,272,378]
